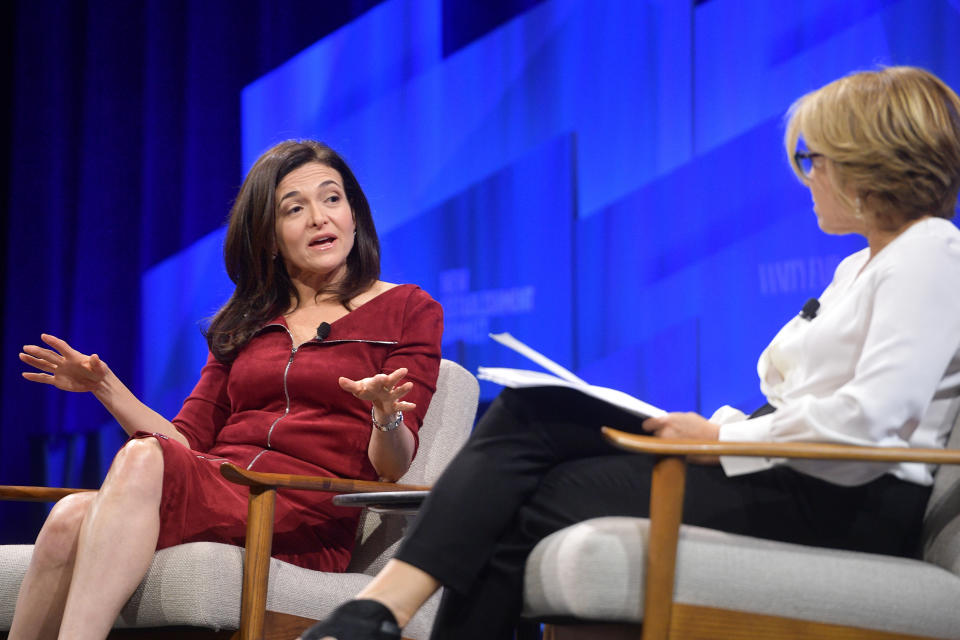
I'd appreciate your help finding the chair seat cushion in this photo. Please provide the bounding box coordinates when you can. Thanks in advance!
[0,542,440,638]
[523,517,960,638]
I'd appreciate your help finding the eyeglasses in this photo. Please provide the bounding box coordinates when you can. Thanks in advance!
[793,151,824,176]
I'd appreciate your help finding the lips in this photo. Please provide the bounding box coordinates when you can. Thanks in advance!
[309,234,336,249]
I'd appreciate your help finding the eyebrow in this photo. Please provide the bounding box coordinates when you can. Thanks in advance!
[278,180,342,203]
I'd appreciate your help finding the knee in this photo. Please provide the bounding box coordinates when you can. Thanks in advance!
[114,437,163,473]
[34,492,95,566]
[476,387,570,433]
[103,438,164,493]
[471,388,531,438]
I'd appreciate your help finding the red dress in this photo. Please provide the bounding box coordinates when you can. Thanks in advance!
[133,285,442,571]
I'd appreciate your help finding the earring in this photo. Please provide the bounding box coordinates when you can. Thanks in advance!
[854,197,863,219]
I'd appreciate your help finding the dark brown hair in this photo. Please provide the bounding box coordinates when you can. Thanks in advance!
[205,140,380,361]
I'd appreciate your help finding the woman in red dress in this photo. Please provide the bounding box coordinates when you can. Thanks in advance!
[11,140,443,640]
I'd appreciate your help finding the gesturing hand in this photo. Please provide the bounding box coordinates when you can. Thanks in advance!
[19,333,109,393]
[339,367,416,416]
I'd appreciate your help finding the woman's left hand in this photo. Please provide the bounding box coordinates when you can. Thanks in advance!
[339,367,416,418]
[641,412,721,464]
[642,411,720,440]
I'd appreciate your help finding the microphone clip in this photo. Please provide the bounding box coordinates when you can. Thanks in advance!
[799,298,820,321]
[316,322,332,341]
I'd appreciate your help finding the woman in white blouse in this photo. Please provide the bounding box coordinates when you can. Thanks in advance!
[302,66,960,640]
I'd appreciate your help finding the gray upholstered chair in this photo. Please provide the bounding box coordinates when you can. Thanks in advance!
[0,358,478,640]
[521,408,960,640]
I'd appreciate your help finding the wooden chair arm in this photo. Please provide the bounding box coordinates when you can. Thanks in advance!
[601,427,960,465]
[218,463,431,640]
[0,486,93,502]
[218,463,430,493]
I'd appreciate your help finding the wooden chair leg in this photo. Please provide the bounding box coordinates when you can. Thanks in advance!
[640,456,686,640]
[239,486,277,640]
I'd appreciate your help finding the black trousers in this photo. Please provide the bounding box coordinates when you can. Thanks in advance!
[393,387,931,640]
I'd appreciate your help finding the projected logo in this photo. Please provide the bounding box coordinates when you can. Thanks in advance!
[438,268,536,345]
[758,255,844,296]
[379,134,576,399]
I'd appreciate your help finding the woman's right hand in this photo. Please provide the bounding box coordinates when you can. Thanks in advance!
[20,334,109,393]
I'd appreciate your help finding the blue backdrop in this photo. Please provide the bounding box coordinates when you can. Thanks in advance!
[143,0,960,416]
[3,0,960,542]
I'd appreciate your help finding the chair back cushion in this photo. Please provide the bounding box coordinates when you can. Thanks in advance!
[346,359,478,575]
[921,405,960,573]
[399,359,478,486]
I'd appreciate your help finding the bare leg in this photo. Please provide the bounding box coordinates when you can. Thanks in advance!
[354,559,440,627]
[57,438,165,639]
[8,492,96,640]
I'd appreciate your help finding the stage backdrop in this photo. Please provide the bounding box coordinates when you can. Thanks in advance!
[3,0,959,542]
[143,0,960,426]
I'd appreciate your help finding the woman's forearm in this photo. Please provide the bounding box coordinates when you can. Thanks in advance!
[367,414,416,482]
[92,368,190,447]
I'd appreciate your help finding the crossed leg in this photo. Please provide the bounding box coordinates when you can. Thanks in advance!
[9,437,165,640]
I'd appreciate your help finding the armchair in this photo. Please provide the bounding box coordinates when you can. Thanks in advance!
[0,358,479,640]
[521,409,960,640]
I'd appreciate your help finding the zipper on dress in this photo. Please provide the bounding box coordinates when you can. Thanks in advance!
[248,330,297,470]
[319,339,398,345]
[195,454,229,462]
[244,325,397,470]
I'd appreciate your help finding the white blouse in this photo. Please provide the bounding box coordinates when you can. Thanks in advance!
[714,217,960,486]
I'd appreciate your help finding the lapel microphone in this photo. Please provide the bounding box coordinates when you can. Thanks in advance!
[316,322,332,341]
[799,298,820,321]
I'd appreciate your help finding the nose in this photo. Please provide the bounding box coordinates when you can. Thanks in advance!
[308,203,328,227]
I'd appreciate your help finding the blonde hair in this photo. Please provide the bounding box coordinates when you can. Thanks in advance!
[784,66,960,228]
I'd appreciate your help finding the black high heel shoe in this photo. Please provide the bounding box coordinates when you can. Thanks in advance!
[300,599,402,640]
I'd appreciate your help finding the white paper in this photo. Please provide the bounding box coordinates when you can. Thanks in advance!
[478,334,667,419]
[488,332,586,384]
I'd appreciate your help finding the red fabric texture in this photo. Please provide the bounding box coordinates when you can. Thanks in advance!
[134,284,442,571]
